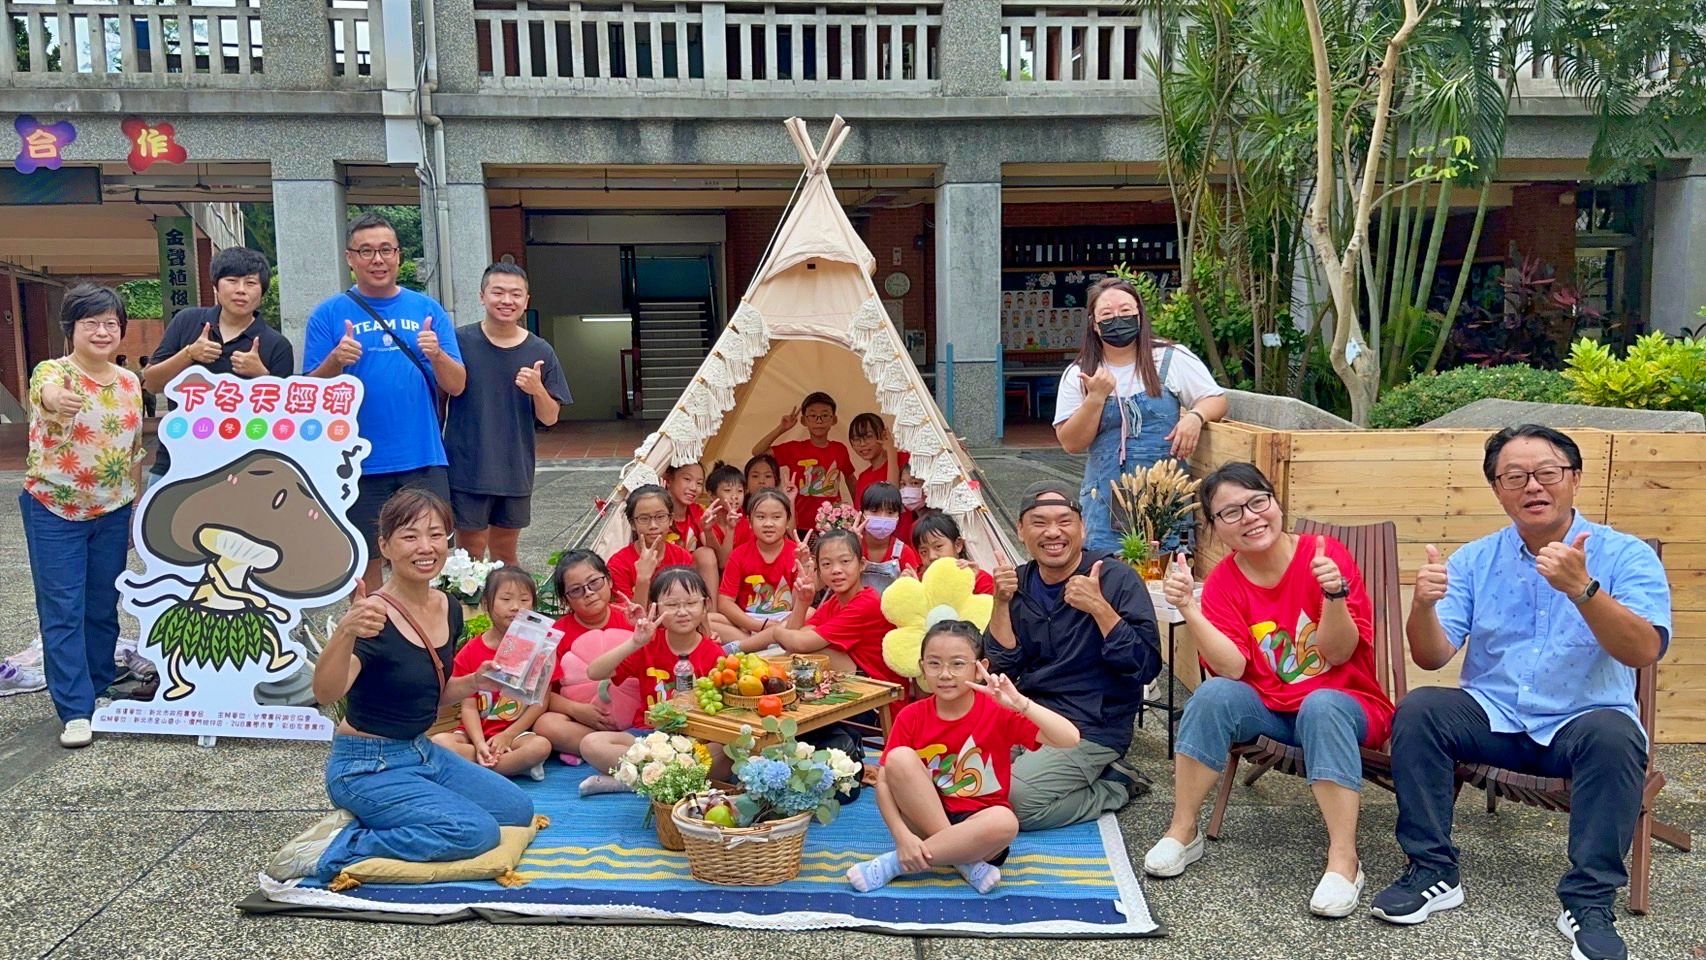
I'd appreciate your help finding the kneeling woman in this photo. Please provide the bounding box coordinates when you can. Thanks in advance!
[310,490,533,881]
[1144,462,1392,919]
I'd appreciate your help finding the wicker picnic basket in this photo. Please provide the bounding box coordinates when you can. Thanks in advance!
[652,799,687,851]
[721,685,798,711]
[671,801,811,885]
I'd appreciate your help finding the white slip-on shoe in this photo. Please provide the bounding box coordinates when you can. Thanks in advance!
[1309,867,1366,918]
[59,719,93,748]
[1142,832,1204,878]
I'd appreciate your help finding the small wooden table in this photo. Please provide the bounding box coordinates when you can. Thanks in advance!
[679,675,904,749]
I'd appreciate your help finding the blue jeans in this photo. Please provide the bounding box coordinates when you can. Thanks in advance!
[19,492,133,723]
[316,733,535,882]
[1175,677,1368,791]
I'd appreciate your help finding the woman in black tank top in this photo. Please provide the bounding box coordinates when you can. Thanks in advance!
[301,489,534,883]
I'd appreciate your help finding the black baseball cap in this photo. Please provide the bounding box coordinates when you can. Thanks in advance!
[1018,480,1082,518]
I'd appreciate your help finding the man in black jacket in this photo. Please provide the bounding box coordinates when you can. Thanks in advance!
[987,480,1162,830]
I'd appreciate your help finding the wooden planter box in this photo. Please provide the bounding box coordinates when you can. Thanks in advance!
[1183,421,1705,744]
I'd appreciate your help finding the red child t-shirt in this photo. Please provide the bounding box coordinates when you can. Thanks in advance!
[551,606,634,664]
[972,568,995,595]
[605,540,696,602]
[452,633,561,740]
[854,451,911,509]
[883,690,1041,815]
[614,628,725,723]
[1199,533,1395,746]
[670,502,706,552]
[731,516,754,547]
[810,586,907,691]
[718,539,798,618]
[772,438,856,531]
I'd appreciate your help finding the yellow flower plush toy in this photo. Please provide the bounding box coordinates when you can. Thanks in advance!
[880,557,995,684]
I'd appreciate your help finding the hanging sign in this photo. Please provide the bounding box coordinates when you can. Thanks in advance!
[92,371,370,741]
[122,117,187,173]
[157,216,200,313]
[13,115,75,173]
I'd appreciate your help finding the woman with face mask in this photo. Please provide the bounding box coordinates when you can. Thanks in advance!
[1053,278,1228,554]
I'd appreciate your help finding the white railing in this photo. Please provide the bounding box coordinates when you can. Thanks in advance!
[475,0,940,94]
[1000,2,1156,93]
[2,0,262,82]
[326,0,382,79]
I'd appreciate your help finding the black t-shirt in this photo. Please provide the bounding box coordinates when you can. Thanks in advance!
[444,323,572,497]
[147,306,296,475]
[344,598,461,741]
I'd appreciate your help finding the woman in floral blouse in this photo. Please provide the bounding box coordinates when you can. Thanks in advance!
[22,283,145,748]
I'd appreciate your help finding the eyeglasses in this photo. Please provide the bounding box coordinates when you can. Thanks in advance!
[632,512,672,526]
[1212,492,1274,525]
[1495,465,1573,490]
[562,575,608,600]
[75,319,122,331]
[659,598,705,614]
[802,412,835,423]
[347,245,401,261]
[921,657,975,676]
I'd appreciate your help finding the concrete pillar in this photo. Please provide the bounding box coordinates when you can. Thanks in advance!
[443,180,493,326]
[937,0,1003,97]
[261,0,335,89]
[273,173,348,357]
[1651,160,1706,335]
[933,178,1002,446]
[430,0,481,94]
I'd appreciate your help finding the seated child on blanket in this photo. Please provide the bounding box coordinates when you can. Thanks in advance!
[716,488,800,635]
[539,550,632,759]
[431,567,558,781]
[849,620,1080,894]
[607,484,696,603]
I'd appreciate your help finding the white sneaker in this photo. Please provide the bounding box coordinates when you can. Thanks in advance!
[59,719,93,748]
[0,662,46,697]
[1309,867,1365,918]
[264,809,355,882]
[1142,832,1204,878]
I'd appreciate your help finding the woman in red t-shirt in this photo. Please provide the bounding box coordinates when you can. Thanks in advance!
[910,511,996,595]
[605,485,696,602]
[576,568,730,796]
[849,621,1080,894]
[716,489,798,634]
[540,550,633,756]
[752,529,908,690]
[1145,462,1393,921]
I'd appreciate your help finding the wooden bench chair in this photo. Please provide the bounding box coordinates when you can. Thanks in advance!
[1452,538,1692,915]
[1205,519,1406,839]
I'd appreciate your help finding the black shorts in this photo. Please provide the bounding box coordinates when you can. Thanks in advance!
[349,465,452,555]
[947,809,1011,866]
[450,489,532,531]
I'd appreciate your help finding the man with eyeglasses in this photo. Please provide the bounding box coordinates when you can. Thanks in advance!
[1372,425,1670,960]
[303,212,466,589]
[985,480,1162,831]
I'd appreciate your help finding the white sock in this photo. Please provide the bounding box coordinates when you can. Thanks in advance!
[955,861,1001,894]
[847,851,903,892]
[578,774,630,797]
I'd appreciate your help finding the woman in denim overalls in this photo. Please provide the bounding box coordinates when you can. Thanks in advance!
[1053,278,1228,555]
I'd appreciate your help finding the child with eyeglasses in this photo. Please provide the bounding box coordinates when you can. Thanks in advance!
[849,620,1080,895]
[752,391,857,538]
[541,550,634,759]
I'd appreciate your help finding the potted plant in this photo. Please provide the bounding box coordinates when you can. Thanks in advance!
[672,716,861,885]
[611,731,713,851]
[1109,460,1201,578]
[1118,531,1151,578]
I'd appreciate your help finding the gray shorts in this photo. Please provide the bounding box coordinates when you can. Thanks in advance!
[451,489,532,531]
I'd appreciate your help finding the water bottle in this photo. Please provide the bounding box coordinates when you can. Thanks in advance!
[674,653,693,694]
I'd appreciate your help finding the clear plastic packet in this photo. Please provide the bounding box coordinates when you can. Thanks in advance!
[479,609,564,706]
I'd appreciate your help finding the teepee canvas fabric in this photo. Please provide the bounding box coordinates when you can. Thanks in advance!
[589,116,1017,568]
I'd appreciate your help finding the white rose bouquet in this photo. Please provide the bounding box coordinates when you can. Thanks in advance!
[433,548,505,607]
[612,732,713,805]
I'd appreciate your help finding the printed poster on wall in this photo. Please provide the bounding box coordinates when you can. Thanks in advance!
[92,371,370,741]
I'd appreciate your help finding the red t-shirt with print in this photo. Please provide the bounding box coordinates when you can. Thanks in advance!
[883,690,1041,815]
[854,451,911,509]
[809,586,906,691]
[718,539,798,617]
[551,606,634,664]
[670,503,706,552]
[451,632,562,740]
[772,438,856,531]
[614,629,725,724]
[606,540,696,602]
[1199,533,1395,747]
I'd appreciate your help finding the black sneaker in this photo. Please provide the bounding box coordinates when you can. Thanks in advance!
[1369,863,1464,924]
[1558,906,1626,960]
[1099,757,1152,803]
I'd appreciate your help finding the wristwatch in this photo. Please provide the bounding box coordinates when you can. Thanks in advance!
[1571,578,1600,606]
[1323,583,1349,601]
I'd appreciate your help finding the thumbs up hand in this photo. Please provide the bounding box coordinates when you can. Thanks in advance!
[338,579,389,639]
[47,369,84,417]
[1414,543,1449,607]
[1064,559,1111,617]
[991,548,1019,604]
[230,335,267,377]
[417,316,441,360]
[333,319,363,368]
[514,359,545,396]
[1162,552,1197,611]
[1310,536,1346,597]
[1536,531,1593,598]
[187,322,223,364]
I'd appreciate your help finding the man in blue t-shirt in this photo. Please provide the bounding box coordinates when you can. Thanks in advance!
[303,212,466,589]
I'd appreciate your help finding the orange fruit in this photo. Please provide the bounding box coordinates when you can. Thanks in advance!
[756,695,784,718]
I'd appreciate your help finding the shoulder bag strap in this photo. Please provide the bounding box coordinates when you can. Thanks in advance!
[343,290,446,423]
[375,591,448,698]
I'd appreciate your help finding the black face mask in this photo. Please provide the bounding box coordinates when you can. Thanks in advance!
[1096,313,1140,348]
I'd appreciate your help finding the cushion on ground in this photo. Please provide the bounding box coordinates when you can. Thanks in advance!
[329,815,550,891]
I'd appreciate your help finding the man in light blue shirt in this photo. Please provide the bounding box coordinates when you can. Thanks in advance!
[1371,426,1670,960]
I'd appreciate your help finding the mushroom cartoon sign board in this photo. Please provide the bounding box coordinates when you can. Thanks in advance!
[92,371,369,741]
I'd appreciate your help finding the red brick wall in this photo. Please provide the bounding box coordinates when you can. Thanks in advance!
[0,270,21,401]
[490,206,527,269]
[196,236,215,305]
[1508,183,1578,284]
[113,320,166,370]
[724,207,778,300]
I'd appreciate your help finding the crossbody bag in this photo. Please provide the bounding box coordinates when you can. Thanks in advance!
[343,289,447,425]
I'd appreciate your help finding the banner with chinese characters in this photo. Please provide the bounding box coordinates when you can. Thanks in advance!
[92,371,370,741]
[156,216,199,314]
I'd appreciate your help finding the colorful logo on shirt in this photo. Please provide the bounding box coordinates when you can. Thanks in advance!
[479,691,522,723]
[1252,613,1326,684]
[795,458,839,497]
[744,576,794,616]
[918,737,1001,799]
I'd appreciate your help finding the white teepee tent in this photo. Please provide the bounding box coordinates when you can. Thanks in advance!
[588,116,1018,567]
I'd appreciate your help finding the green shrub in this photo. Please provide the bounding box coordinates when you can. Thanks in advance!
[1369,364,1571,428]
[1564,333,1706,414]
[118,279,163,320]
